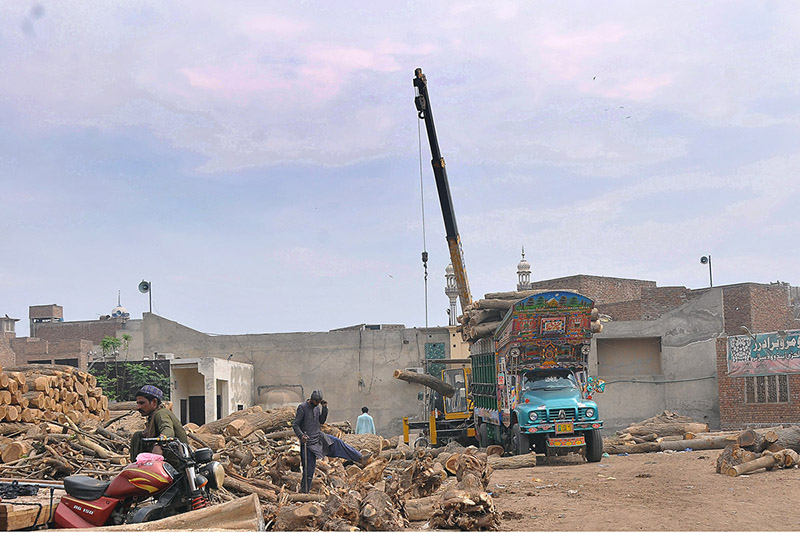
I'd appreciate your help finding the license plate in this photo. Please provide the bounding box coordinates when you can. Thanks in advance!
[547,436,586,447]
[555,422,573,434]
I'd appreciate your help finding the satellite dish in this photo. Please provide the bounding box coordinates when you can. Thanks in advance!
[138,280,151,294]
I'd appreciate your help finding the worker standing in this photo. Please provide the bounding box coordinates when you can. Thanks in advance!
[355,406,376,435]
[293,390,363,493]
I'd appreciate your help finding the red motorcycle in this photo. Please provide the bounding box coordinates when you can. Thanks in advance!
[54,436,224,528]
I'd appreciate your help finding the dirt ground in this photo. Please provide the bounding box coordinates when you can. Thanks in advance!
[480,449,800,531]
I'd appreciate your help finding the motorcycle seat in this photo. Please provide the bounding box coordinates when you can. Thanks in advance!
[63,475,111,501]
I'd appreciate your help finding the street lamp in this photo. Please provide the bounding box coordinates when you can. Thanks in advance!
[700,255,713,287]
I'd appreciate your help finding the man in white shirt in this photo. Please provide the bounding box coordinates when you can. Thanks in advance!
[355,406,376,435]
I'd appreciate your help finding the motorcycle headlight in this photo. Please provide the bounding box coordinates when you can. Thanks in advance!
[528,411,538,422]
[200,461,225,490]
[584,408,595,419]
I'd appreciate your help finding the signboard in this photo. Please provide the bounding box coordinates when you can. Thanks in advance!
[727,330,800,377]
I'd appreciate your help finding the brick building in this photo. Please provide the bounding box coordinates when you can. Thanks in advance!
[1,303,142,371]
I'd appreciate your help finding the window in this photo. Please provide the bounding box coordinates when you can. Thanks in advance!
[744,375,789,403]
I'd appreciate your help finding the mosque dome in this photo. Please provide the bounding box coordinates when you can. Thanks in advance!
[111,305,130,319]
[445,263,455,275]
[517,256,531,273]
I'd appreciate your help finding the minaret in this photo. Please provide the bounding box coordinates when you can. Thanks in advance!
[445,263,459,326]
[517,247,532,291]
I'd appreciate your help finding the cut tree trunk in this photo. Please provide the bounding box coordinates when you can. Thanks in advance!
[340,433,383,457]
[393,369,455,398]
[404,494,440,521]
[658,437,734,451]
[222,406,295,438]
[626,422,709,437]
[728,453,782,477]
[487,453,537,469]
[95,494,264,531]
[197,405,263,434]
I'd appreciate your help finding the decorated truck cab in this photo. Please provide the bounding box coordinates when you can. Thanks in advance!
[470,290,605,461]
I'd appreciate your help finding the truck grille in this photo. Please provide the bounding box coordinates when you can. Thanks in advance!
[547,408,576,422]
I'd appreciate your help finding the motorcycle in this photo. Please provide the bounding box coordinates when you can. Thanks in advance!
[53,436,225,528]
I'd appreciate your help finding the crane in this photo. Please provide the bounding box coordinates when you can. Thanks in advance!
[413,68,473,314]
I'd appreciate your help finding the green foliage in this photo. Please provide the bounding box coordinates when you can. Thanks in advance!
[100,335,122,357]
[89,362,170,402]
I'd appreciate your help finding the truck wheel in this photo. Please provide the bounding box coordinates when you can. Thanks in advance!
[510,424,530,456]
[585,429,603,462]
[478,423,489,448]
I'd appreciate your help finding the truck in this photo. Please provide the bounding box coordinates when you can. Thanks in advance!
[470,290,605,461]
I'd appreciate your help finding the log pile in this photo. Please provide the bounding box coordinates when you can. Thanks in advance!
[604,411,714,454]
[0,364,110,426]
[457,289,602,343]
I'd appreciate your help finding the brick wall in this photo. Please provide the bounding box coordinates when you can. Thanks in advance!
[29,304,63,320]
[0,336,16,367]
[600,300,643,321]
[716,337,800,429]
[529,275,656,305]
[34,319,123,345]
[722,283,794,336]
[9,337,90,370]
[640,286,698,320]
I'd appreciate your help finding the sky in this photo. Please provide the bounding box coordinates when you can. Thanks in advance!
[2,1,799,337]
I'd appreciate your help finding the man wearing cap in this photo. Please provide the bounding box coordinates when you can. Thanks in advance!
[293,390,364,493]
[130,385,188,468]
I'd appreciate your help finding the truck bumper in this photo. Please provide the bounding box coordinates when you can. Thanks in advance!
[523,421,603,434]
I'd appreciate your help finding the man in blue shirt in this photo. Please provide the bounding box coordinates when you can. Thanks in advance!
[356,406,376,435]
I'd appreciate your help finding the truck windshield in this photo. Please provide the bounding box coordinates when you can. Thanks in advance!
[524,374,578,391]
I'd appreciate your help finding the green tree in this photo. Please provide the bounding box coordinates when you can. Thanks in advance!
[100,336,122,357]
[121,334,132,359]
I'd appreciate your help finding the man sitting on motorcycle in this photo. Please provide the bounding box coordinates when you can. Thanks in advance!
[130,385,188,468]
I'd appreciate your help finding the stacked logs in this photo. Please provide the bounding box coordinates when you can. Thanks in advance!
[0,364,109,427]
[193,404,501,530]
[457,289,603,343]
[717,427,800,477]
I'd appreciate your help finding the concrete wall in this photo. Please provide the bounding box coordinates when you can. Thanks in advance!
[144,314,449,436]
[171,358,254,425]
[590,288,724,431]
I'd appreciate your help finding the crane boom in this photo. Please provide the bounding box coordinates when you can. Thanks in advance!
[413,68,473,312]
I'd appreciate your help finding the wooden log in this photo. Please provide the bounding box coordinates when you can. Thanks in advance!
[393,369,455,398]
[472,299,515,311]
[223,475,277,502]
[604,441,661,454]
[487,452,537,469]
[659,437,733,451]
[728,453,781,477]
[4,405,19,422]
[626,422,709,437]
[221,406,295,438]
[0,423,28,436]
[223,418,257,438]
[0,373,7,388]
[764,427,800,453]
[404,494,440,521]
[262,428,295,440]
[22,391,45,409]
[107,401,138,411]
[486,445,504,457]
[360,488,407,530]
[94,494,263,531]
[340,433,383,457]
[274,502,324,531]
[469,321,503,338]
[1,441,31,463]
[0,391,10,405]
[197,405,263,435]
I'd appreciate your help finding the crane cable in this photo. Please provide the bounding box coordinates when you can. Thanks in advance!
[418,117,429,330]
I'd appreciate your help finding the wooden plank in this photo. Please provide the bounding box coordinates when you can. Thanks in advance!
[0,490,63,531]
